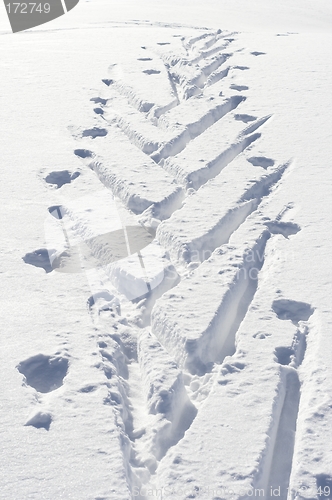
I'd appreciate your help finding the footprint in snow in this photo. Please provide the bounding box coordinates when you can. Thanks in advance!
[102,79,113,86]
[265,221,301,238]
[274,346,295,366]
[82,127,108,139]
[230,84,249,91]
[25,411,53,430]
[220,361,246,375]
[87,290,121,317]
[272,299,314,325]
[90,97,107,106]
[143,69,161,75]
[234,114,257,123]
[44,170,80,189]
[22,248,55,273]
[247,156,275,169]
[17,354,69,393]
[253,331,272,339]
[74,148,93,159]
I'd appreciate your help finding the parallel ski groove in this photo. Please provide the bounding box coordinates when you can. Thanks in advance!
[156,159,290,269]
[151,216,271,374]
[74,124,185,215]
[255,309,314,499]
[151,95,245,162]
[103,94,244,159]
[160,114,271,189]
[168,52,230,99]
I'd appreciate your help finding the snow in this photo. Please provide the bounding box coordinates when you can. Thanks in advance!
[1,1,332,500]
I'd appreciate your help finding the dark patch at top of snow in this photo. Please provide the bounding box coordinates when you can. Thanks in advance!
[316,474,332,499]
[64,0,79,12]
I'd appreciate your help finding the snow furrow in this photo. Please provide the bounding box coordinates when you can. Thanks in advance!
[263,368,301,500]
[104,60,178,118]
[190,40,232,63]
[256,312,314,499]
[143,34,236,102]
[66,28,309,500]
[151,94,245,162]
[104,93,243,160]
[161,114,270,188]
[74,124,184,215]
[46,191,180,303]
[73,304,147,497]
[205,65,231,87]
[151,204,307,499]
[136,330,197,462]
[87,297,196,489]
[185,29,234,51]
[153,30,234,70]
[184,31,215,49]
[151,216,271,374]
[156,155,289,269]
[168,53,230,99]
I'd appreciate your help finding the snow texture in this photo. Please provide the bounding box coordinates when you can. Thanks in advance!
[1,2,332,500]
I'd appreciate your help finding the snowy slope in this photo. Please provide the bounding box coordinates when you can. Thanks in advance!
[0,2,332,500]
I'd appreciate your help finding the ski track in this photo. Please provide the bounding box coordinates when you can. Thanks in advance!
[255,303,314,500]
[23,26,313,499]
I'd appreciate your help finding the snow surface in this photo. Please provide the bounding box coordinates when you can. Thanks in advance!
[1,1,332,500]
